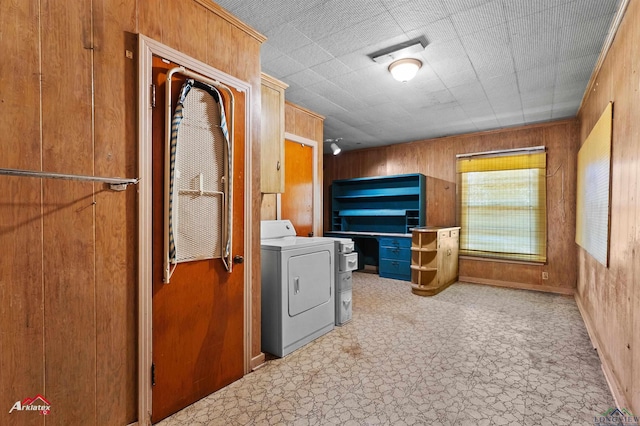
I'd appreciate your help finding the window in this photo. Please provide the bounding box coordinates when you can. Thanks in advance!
[456,147,547,263]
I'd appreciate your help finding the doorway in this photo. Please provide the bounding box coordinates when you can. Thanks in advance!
[138,36,254,425]
[278,133,321,237]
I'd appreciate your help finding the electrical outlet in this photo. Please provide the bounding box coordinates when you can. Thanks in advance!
[542,271,549,280]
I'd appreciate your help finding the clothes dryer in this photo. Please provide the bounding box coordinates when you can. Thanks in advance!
[260,220,335,357]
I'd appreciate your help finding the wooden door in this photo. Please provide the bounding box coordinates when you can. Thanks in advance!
[151,56,245,423]
[281,139,314,236]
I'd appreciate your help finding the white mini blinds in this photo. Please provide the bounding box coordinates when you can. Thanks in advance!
[456,147,547,263]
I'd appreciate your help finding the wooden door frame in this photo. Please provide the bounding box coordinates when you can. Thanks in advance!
[277,133,321,237]
[137,34,254,425]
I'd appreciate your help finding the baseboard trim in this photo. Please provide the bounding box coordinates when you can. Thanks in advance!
[574,293,629,411]
[458,276,575,295]
[250,353,265,370]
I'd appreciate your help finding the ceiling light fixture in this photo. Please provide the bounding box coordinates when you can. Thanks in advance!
[388,58,422,82]
[325,138,342,155]
[371,40,426,64]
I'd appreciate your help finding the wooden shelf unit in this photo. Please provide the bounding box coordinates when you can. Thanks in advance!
[410,227,460,296]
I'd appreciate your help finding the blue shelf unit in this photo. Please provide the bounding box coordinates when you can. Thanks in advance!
[331,173,426,235]
[329,174,427,281]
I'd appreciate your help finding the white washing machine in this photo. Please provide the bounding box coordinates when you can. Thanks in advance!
[260,220,335,357]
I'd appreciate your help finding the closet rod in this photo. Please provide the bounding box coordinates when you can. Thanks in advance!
[0,167,139,191]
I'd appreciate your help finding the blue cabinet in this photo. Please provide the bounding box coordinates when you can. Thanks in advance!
[379,237,411,280]
[330,174,426,234]
[330,174,427,281]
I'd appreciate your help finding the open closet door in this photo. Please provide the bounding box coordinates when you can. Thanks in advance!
[151,56,245,423]
[281,139,314,236]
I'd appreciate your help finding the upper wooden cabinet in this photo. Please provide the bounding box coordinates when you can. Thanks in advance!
[260,73,288,193]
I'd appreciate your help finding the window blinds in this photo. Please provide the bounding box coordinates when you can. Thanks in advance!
[457,147,547,263]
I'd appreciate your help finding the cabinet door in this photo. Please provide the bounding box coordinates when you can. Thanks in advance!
[437,235,458,286]
[260,74,287,193]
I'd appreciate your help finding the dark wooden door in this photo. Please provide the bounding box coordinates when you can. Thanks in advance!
[151,56,245,423]
[281,139,314,236]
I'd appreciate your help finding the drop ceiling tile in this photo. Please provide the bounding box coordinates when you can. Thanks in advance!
[555,56,597,85]
[473,56,515,80]
[264,24,314,52]
[445,0,494,15]
[517,65,556,92]
[387,0,450,32]
[284,87,320,104]
[262,54,307,77]
[507,6,563,37]
[551,104,579,119]
[315,28,371,57]
[558,17,612,59]
[489,95,522,113]
[438,68,478,89]
[285,69,326,88]
[557,0,619,27]
[337,51,381,72]
[481,72,517,93]
[288,43,334,68]
[406,17,459,44]
[471,116,501,129]
[553,84,588,103]
[352,12,407,46]
[449,81,487,103]
[520,90,554,108]
[301,95,349,117]
[310,59,353,80]
[523,109,553,124]
[511,30,559,71]
[260,43,284,64]
[422,39,467,64]
[460,99,495,117]
[496,111,526,127]
[451,0,506,36]
[503,0,572,21]
[290,0,387,40]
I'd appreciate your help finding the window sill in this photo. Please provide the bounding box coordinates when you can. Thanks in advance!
[459,255,546,266]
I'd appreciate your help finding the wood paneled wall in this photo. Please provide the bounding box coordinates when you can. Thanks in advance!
[260,102,325,228]
[324,119,579,295]
[575,0,639,414]
[0,1,263,424]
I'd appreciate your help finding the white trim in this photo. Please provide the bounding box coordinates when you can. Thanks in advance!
[137,34,253,425]
[279,133,321,237]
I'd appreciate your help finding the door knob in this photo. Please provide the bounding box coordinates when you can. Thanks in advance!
[233,255,244,264]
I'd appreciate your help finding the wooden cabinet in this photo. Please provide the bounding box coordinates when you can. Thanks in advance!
[260,73,288,193]
[410,227,460,296]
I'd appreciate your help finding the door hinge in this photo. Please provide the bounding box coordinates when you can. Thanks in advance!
[151,363,156,386]
[150,84,156,108]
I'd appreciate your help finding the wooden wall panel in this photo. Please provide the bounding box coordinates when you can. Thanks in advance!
[40,1,97,424]
[324,120,579,294]
[576,0,639,414]
[0,1,44,424]
[92,0,138,423]
[1,0,265,423]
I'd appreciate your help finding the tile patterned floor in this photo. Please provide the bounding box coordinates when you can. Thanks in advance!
[157,273,615,426]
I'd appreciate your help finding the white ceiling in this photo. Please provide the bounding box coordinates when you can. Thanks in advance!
[214,0,621,153]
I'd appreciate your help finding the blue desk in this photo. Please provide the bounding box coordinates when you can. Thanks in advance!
[325,231,412,281]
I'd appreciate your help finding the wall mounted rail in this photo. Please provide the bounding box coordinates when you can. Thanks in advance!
[0,167,139,191]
